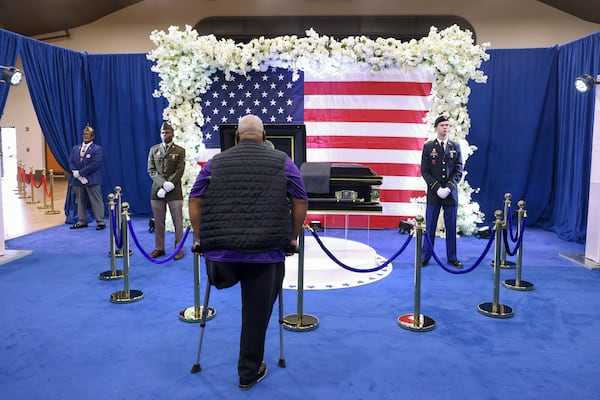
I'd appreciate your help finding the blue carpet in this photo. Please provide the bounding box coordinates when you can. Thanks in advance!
[1,220,599,400]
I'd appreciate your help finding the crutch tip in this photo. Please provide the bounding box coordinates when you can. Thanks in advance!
[278,359,286,368]
[190,364,202,373]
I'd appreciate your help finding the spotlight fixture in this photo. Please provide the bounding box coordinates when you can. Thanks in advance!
[0,66,23,86]
[575,74,598,93]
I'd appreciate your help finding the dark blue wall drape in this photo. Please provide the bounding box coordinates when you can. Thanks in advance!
[2,28,599,242]
[468,47,558,230]
[87,54,167,216]
[552,33,600,242]
[20,39,91,223]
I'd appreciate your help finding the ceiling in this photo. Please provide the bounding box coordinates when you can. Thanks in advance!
[0,0,598,38]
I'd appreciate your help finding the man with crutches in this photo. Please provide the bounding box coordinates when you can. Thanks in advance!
[188,114,308,390]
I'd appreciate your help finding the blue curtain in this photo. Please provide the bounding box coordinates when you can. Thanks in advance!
[20,38,90,223]
[0,30,23,119]
[468,47,558,229]
[87,53,167,216]
[552,32,600,242]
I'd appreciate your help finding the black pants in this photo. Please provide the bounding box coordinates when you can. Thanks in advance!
[206,259,284,383]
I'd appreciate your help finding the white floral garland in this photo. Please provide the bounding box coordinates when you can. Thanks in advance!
[147,24,490,234]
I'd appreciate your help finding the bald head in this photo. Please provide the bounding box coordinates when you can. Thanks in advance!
[237,114,265,142]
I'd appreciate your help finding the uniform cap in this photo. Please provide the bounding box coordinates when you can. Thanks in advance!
[83,125,94,134]
[434,115,449,127]
[161,121,173,131]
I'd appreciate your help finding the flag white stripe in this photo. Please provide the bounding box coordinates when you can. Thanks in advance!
[305,95,432,111]
[307,148,422,164]
[305,122,430,138]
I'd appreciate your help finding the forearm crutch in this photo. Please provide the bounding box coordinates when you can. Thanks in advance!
[277,287,286,368]
[191,274,212,373]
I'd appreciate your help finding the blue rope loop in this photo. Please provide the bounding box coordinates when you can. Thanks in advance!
[306,227,412,273]
[506,204,520,243]
[110,208,123,249]
[502,216,527,256]
[127,219,191,265]
[423,231,495,275]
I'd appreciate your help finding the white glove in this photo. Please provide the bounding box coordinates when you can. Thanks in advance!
[162,181,175,192]
[437,187,451,199]
[72,170,80,179]
[157,188,166,198]
[78,176,88,185]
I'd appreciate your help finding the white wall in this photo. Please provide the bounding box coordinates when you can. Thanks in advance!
[2,0,600,170]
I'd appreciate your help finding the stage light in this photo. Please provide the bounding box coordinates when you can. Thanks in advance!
[575,74,598,93]
[0,66,23,86]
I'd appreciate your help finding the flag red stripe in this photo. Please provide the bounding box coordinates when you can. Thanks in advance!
[325,162,422,177]
[379,189,425,203]
[305,109,427,123]
[306,214,412,229]
[306,135,425,150]
[304,81,432,96]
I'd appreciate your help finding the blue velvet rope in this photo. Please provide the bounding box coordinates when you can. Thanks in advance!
[110,209,123,249]
[423,230,495,275]
[127,219,191,265]
[506,204,520,243]
[307,228,412,273]
[502,216,527,256]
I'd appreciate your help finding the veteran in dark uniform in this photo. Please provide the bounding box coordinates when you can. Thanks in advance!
[68,124,106,230]
[420,115,464,268]
[147,121,186,260]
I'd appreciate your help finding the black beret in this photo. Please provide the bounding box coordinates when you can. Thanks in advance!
[434,115,449,127]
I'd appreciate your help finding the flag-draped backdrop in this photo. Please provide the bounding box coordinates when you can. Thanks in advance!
[199,67,434,228]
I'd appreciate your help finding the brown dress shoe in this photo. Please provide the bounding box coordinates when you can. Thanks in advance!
[150,249,165,258]
[174,250,184,260]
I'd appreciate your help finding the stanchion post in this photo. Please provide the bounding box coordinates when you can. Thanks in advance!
[478,210,514,318]
[179,252,216,322]
[26,166,40,204]
[503,200,534,291]
[398,215,436,331]
[18,162,31,199]
[112,186,130,257]
[283,226,319,331]
[492,193,516,269]
[44,169,61,215]
[37,169,49,209]
[110,202,144,303]
[99,194,124,280]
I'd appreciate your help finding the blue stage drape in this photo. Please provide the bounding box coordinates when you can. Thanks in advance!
[0,30,23,120]
[468,47,558,230]
[87,53,167,216]
[20,39,91,223]
[2,28,600,241]
[552,32,600,242]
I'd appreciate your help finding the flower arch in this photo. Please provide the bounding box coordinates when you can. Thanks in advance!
[147,24,490,234]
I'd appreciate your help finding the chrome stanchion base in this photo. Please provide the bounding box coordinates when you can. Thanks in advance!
[179,306,216,323]
[490,260,516,269]
[282,314,319,332]
[503,279,534,291]
[98,270,124,280]
[397,313,435,332]
[110,289,144,304]
[477,302,514,318]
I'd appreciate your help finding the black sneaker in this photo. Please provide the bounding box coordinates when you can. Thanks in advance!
[239,362,268,391]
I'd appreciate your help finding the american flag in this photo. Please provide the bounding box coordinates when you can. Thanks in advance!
[199,67,434,228]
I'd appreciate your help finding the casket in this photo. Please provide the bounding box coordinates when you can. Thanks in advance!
[300,163,383,212]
